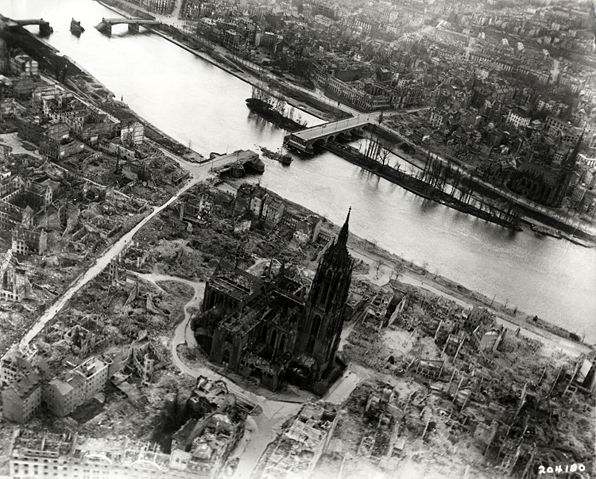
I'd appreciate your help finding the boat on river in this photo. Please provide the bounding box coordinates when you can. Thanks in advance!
[261,146,293,166]
[245,97,305,132]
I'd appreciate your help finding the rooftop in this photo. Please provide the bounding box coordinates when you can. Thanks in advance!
[49,377,74,396]
[9,370,40,399]
[12,430,74,459]
[73,356,108,378]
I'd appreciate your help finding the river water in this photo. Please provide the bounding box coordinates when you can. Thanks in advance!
[2,0,595,341]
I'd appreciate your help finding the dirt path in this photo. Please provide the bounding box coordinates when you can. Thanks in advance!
[130,271,203,347]
[134,269,365,478]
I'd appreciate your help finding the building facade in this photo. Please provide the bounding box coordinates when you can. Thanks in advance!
[44,357,109,417]
[1,370,41,423]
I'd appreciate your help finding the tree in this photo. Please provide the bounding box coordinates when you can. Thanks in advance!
[379,148,390,166]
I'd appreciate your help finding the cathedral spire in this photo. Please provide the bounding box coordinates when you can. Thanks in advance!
[336,207,351,247]
[573,131,583,155]
[566,131,583,167]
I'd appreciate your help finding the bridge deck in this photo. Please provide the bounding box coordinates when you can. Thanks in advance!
[291,114,377,142]
[14,19,47,25]
[0,15,47,27]
[102,17,160,25]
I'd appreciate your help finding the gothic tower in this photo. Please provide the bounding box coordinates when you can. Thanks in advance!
[297,209,353,380]
[554,132,582,206]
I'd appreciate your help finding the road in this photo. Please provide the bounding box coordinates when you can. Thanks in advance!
[15,144,241,347]
[20,187,187,346]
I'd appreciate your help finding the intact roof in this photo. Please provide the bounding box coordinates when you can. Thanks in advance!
[49,378,74,396]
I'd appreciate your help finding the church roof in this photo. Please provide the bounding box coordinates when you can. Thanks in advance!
[220,300,270,335]
[209,261,263,301]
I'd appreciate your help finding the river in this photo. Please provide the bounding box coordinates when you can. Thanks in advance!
[1,0,595,342]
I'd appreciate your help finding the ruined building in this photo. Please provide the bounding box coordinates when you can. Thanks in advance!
[1,249,30,301]
[9,427,236,479]
[1,370,41,423]
[194,210,354,393]
[0,170,56,255]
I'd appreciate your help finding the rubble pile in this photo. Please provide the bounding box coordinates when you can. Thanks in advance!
[121,183,334,282]
[0,137,150,356]
[333,282,595,478]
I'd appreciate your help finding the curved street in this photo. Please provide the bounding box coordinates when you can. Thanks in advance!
[14,144,240,348]
[133,270,366,478]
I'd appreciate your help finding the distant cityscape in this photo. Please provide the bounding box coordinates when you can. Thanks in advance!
[171,0,596,222]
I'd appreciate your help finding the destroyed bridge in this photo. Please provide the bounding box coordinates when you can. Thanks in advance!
[284,114,380,154]
[95,18,160,35]
[0,16,53,36]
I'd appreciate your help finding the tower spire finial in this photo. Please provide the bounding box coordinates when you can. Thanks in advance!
[337,207,351,247]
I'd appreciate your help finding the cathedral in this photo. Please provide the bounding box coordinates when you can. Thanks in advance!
[507,134,582,208]
[192,210,354,393]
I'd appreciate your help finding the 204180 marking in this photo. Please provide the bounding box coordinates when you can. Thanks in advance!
[538,463,587,475]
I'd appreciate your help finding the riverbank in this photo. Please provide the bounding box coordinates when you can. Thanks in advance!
[220,179,594,352]
[62,57,201,160]
[151,27,340,123]
[369,126,596,246]
[344,227,592,353]
[322,142,521,231]
[5,23,204,164]
[374,123,596,245]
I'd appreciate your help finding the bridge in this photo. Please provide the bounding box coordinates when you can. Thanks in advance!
[1,17,53,36]
[95,17,160,35]
[284,114,379,154]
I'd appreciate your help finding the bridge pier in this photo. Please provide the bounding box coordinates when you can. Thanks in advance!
[11,19,53,36]
[96,17,159,36]
[96,19,112,35]
[39,21,52,37]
